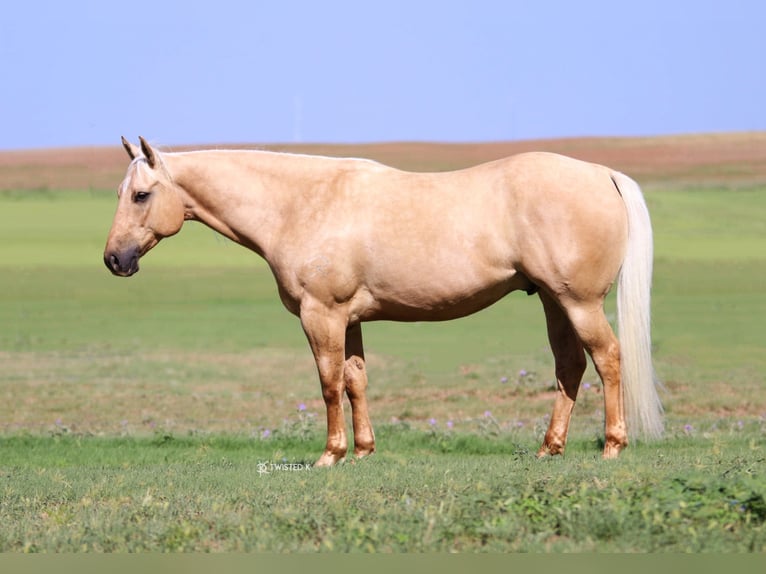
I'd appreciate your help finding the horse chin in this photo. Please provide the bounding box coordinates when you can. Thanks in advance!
[117,262,140,277]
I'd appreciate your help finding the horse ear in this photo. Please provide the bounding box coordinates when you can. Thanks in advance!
[138,136,158,169]
[121,136,141,160]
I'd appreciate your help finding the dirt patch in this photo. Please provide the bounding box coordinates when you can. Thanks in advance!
[3,132,765,192]
[2,347,761,438]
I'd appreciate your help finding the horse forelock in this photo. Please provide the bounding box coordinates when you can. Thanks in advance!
[118,154,172,197]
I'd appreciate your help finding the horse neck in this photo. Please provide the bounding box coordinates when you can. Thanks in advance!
[164,150,304,259]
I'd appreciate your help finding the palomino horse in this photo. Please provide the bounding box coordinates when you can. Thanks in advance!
[105,137,663,466]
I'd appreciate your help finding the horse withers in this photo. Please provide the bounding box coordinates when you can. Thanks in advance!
[105,137,662,466]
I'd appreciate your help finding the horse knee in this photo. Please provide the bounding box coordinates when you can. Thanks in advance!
[314,356,346,404]
[344,356,367,397]
[321,384,344,404]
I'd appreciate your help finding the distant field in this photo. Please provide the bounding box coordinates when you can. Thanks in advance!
[0,134,764,551]
[3,132,766,191]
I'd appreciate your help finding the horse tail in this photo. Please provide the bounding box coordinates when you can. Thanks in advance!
[611,171,664,441]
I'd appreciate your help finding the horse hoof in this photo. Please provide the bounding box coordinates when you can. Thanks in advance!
[314,451,346,467]
[353,447,376,459]
[536,443,565,458]
[602,443,625,459]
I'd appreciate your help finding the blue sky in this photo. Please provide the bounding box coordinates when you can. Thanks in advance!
[1,0,764,150]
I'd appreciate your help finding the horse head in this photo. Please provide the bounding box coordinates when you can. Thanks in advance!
[104,137,186,276]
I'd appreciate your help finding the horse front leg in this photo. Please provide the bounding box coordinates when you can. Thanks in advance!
[344,323,375,458]
[301,303,349,467]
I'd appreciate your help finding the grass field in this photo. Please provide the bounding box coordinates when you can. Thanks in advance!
[0,135,765,552]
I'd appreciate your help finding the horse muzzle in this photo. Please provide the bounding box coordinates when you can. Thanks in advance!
[104,245,140,277]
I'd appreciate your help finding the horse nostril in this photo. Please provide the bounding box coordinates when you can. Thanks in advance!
[104,252,120,273]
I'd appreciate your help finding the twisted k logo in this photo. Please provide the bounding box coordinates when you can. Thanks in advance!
[256,461,312,476]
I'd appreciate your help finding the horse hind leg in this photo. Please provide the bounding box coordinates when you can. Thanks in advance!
[344,323,376,458]
[537,291,587,457]
[565,300,628,459]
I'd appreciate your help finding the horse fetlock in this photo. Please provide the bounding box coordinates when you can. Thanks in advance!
[353,431,376,455]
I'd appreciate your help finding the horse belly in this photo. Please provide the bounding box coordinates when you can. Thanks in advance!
[365,263,531,322]
[360,200,524,321]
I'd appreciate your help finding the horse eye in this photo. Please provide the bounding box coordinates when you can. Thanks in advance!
[133,191,151,203]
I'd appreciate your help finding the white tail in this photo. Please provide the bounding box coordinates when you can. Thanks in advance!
[611,172,663,440]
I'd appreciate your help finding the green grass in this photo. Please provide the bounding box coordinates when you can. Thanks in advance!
[648,187,766,261]
[1,430,764,552]
[0,186,765,552]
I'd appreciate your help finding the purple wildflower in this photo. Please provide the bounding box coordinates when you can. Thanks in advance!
[583,383,591,390]
[261,429,271,439]
[297,403,307,412]
[500,376,508,384]
[484,410,492,418]
[447,420,454,429]
[519,369,528,377]
[428,418,437,426]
